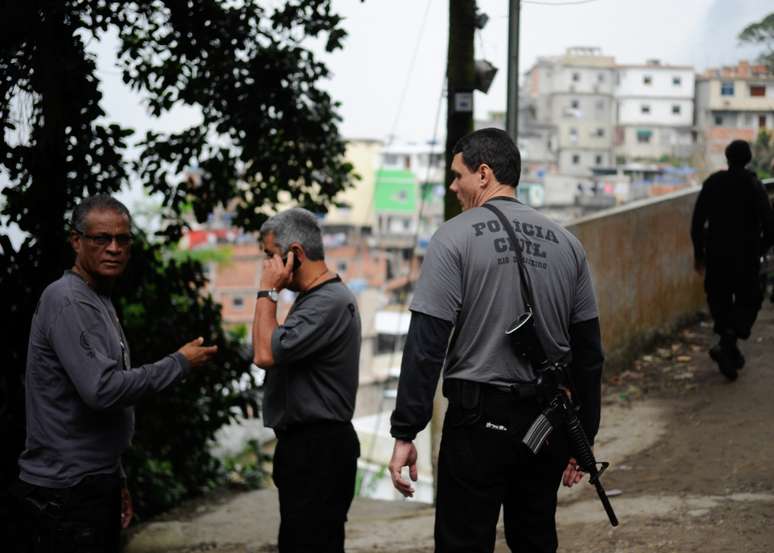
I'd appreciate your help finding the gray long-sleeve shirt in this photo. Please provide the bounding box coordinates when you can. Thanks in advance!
[19,271,190,488]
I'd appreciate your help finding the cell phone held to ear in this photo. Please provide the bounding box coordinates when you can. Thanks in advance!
[282,250,302,272]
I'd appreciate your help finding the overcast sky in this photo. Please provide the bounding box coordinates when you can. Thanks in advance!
[93,0,772,148]
[318,0,772,141]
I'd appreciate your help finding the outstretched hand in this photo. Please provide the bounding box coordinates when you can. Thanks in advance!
[178,337,218,368]
[389,439,418,498]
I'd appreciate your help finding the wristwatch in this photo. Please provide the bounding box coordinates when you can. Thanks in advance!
[256,288,279,302]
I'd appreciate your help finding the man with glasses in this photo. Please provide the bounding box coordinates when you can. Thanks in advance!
[15,194,218,551]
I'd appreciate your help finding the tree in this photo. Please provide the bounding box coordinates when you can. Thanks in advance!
[738,12,774,72]
[751,129,774,179]
[0,0,355,521]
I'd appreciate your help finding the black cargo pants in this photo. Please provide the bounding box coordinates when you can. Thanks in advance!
[435,382,570,553]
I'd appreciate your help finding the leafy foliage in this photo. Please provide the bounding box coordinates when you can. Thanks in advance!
[751,129,774,179]
[738,12,774,72]
[0,0,354,520]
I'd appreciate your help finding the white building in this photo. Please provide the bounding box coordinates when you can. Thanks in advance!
[615,61,695,162]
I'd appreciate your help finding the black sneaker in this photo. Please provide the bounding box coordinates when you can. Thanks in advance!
[726,344,745,370]
[709,344,738,381]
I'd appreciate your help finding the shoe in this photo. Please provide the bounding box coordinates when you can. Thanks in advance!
[709,344,738,381]
[726,344,745,370]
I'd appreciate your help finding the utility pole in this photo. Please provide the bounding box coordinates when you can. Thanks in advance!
[443,0,476,222]
[506,0,520,142]
[432,0,476,497]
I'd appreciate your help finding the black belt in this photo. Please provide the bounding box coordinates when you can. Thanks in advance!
[491,381,539,399]
[443,378,539,406]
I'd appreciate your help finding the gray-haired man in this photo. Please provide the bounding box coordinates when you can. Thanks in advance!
[252,207,361,553]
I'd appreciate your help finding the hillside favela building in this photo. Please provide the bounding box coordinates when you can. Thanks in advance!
[695,60,774,172]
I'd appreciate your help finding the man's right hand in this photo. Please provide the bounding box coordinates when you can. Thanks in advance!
[389,439,418,498]
[178,337,218,368]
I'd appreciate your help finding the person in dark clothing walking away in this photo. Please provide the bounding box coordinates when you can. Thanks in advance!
[387,128,604,553]
[691,140,774,381]
[252,208,361,553]
[14,195,218,552]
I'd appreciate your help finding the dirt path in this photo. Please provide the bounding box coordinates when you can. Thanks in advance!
[553,301,774,553]
[126,302,774,553]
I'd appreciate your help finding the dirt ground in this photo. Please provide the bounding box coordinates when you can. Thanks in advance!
[126,301,774,553]
[552,301,774,553]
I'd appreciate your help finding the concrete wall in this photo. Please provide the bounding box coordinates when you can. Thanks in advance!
[567,188,705,364]
[616,66,694,99]
[618,98,693,126]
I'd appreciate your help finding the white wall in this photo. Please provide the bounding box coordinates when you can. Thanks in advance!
[544,173,591,205]
[616,67,694,99]
[618,98,693,126]
[549,66,616,96]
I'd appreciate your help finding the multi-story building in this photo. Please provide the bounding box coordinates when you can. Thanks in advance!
[615,60,695,163]
[373,141,445,251]
[520,48,702,207]
[525,47,617,179]
[324,138,383,229]
[695,60,774,172]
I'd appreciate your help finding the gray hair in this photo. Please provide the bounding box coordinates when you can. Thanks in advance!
[260,207,324,261]
[71,194,132,233]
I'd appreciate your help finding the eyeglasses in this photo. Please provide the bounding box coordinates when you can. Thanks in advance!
[76,231,133,247]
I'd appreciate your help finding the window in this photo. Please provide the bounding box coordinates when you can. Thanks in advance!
[643,75,652,85]
[594,128,605,138]
[572,72,580,82]
[571,99,579,109]
[569,128,578,143]
[714,115,723,126]
[233,296,244,308]
[636,129,652,143]
[760,115,768,128]
[383,153,399,166]
[720,81,734,96]
[595,155,603,165]
[597,73,605,82]
[750,84,766,97]
[672,104,681,115]
[672,76,682,86]
[641,104,651,114]
[572,154,580,165]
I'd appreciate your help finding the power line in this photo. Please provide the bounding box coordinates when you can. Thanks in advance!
[385,0,436,144]
[361,75,446,488]
[522,0,600,5]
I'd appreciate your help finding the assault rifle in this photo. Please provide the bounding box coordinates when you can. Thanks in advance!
[507,309,619,527]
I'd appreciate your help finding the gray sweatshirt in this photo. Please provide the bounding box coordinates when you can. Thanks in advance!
[19,271,190,488]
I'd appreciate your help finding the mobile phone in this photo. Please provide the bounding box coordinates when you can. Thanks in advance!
[282,251,302,272]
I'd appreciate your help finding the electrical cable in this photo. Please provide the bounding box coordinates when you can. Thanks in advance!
[359,74,446,496]
[522,0,601,5]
